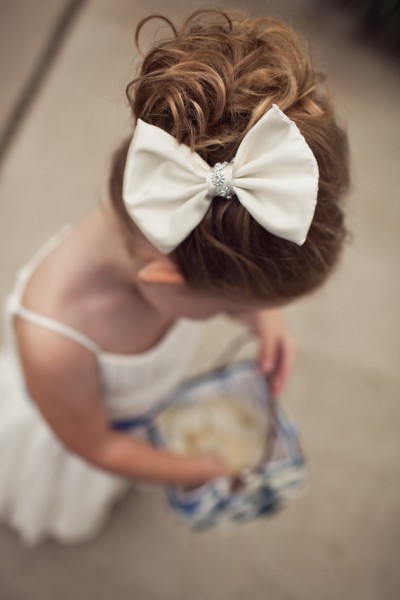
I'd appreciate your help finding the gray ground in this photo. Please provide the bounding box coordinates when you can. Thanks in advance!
[0,1,399,599]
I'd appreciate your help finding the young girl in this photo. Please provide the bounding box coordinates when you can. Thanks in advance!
[0,9,349,546]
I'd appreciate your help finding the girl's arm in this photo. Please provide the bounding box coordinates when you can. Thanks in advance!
[14,319,229,487]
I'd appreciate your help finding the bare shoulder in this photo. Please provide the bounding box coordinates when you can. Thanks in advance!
[15,317,97,403]
[15,316,96,375]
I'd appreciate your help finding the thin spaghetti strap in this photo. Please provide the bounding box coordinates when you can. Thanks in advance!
[15,306,101,355]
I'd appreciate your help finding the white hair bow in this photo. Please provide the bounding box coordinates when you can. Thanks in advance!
[123,104,318,254]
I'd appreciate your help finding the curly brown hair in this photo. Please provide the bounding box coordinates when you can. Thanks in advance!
[109,8,350,304]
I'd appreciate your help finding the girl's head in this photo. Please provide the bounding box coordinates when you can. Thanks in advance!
[109,8,350,315]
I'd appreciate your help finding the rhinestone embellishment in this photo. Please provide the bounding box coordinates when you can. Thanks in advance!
[210,162,234,198]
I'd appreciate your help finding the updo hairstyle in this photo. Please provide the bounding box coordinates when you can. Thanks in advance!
[109,8,350,304]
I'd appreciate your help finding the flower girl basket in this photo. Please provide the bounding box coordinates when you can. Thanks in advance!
[148,332,307,531]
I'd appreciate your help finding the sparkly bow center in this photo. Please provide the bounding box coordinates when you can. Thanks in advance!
[207,161,234,199]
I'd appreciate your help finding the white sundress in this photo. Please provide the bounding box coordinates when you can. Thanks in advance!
[0,225,202,547]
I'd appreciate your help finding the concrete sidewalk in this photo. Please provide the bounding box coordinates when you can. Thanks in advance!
[0,1,399,599]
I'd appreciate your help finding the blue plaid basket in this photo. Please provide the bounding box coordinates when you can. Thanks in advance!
[148,359,307,531]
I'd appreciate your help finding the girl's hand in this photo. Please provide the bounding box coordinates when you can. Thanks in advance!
[253,308,297,396]
[180,453,230,489]
[229,308,297,396]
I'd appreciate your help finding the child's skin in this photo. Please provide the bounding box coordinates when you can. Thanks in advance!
[14,200,296,488]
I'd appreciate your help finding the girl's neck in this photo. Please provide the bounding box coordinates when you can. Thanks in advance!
[87,201,142,289]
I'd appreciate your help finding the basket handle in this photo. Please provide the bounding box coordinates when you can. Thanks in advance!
[212,329,279,468]
[211,329,257,371]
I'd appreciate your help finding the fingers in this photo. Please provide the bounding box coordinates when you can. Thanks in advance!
[269,336,297,396]
[259,334,297,396]
[254,309,297,396]
[259,334,278,374]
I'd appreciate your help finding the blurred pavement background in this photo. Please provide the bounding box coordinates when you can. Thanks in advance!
[0,1,399,599]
